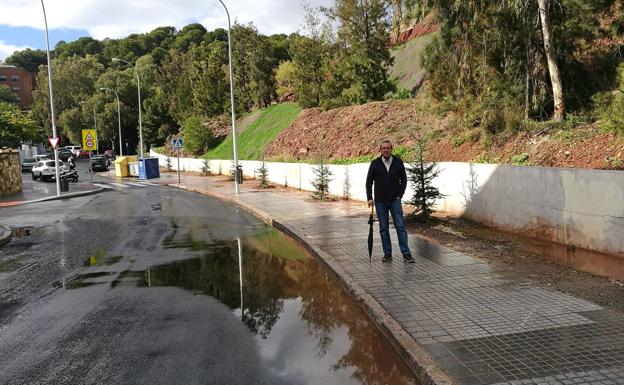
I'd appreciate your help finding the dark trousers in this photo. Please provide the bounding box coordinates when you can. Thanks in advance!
[375,199,411,257]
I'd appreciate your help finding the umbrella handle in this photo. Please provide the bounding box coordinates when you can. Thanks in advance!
[370,206,375,221]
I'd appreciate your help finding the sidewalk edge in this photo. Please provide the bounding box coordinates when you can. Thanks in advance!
[173,183,456,385]
[19,188,105,206]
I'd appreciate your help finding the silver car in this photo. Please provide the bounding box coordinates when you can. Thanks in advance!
[31,160,67,182]
[21,157,37,172]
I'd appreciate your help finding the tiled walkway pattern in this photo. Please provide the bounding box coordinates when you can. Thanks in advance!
[180,177,624,385]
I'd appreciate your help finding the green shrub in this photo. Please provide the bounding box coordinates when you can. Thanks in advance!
[450,136,464,148]
[511,153,530,166]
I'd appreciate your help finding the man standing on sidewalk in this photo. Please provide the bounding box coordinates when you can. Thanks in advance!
[366,140,414,263]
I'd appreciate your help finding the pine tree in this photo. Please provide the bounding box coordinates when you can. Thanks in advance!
[311,143,333,200]
[342,168,351,200]
[201,155,211,176]
[255,161,269,188]
[407,136,444,220]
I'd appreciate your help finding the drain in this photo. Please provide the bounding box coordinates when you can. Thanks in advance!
[11,227,32,238]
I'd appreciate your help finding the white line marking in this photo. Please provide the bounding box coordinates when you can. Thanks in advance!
[109,182,130,188]
[126,182,148,187]
[93,183,112,189]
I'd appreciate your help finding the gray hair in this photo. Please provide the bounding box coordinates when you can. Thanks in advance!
[379,140,393,149]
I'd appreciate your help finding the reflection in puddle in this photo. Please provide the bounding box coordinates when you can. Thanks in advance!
[120,229,419,385]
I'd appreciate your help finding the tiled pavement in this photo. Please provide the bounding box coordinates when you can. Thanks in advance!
[172,176,624,385]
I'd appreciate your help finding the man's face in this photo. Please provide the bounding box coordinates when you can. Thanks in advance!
[380,143,392,158]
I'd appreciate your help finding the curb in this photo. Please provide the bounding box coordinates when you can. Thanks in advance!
[2,188,105,207]
[172,183,456,385]
[0,224,11,248]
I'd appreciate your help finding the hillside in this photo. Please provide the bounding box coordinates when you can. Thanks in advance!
[264,98,624,170]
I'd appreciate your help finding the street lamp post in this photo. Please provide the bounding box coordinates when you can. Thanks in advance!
[99,87,123,156]
[40,0,60,196]
[217,0,240,194]
[112,58,143,158]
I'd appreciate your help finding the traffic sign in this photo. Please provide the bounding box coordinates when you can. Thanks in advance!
[48,137,60,149]
[82,129,97,151]
[172,138,183,149]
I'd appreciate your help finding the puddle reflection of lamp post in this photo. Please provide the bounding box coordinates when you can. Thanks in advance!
[237,238,243,321]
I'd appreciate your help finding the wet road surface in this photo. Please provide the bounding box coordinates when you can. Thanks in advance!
[0,182,419,384]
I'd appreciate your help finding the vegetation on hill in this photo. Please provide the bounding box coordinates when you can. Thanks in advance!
[205,103,301,160]
[5,0,623,168]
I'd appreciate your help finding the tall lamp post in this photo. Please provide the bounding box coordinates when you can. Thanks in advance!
[99,87,123,156]
[40,0,60,196]
[217,0,240,194]
[112,58,143,158]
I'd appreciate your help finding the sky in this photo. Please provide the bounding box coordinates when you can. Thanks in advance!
[0,0,333,60]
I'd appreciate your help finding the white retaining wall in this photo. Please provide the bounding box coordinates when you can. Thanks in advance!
[150,150,624,257]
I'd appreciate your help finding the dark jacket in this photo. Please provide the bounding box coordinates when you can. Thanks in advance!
[366,156,407,203]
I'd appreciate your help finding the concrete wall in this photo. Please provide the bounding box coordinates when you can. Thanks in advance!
[0,149,22,195]
[150,150,624,270]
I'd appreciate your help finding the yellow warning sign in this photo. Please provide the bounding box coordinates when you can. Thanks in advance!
[82,129,97,151]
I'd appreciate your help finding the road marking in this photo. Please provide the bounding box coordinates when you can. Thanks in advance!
[126,182,148,187]
[109,182,130,188]
[93,183,112,189]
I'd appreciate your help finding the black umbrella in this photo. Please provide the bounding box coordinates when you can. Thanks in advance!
[367,205,375,262]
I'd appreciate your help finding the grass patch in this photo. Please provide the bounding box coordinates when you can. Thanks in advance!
[205,103,301,160]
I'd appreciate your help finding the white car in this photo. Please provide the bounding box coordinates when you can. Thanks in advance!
[65,146,82,157]
[31,160,67,181]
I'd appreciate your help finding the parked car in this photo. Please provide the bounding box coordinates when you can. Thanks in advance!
[79,149,90,157]
[21,158,37,172]
[65,145,81,157]
[58,148,73,161]
[89,155,109,172]
[31,160,67,181]
[33,154,51,162]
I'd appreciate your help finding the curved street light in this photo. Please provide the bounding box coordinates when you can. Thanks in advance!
[40,0,60,196]
[217,0,240,194]
[111,58,143,158]
[99,87,123,156]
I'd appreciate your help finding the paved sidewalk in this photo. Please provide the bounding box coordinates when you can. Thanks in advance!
[169,175,624,385]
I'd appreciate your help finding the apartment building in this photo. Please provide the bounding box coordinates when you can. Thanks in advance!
[0,64,33,109]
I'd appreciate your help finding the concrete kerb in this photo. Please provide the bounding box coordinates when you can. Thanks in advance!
[172,183,456,385]
[18,188,105,206]
[0,224,11,248]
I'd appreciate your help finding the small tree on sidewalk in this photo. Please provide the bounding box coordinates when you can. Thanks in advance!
[407,135,444,221]
[201,155,211,176]
[311,139,333,200]
[165,156,172,172]
[342,168,351,200]
[255,152,270,188]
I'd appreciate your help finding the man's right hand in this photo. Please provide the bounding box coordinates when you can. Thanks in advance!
[368,200,374,207]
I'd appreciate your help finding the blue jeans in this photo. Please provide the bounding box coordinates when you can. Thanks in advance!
[375,199,411,257]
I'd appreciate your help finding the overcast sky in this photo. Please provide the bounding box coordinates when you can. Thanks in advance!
[0,0,333,60]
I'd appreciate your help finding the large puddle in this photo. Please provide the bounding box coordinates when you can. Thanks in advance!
[112,228,420,385]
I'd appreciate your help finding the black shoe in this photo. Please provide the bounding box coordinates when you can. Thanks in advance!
[382,254,392,263]
[403,254,415,264]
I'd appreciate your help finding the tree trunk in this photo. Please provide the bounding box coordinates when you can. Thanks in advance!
[537,0,565,121]
[525,35,532,119]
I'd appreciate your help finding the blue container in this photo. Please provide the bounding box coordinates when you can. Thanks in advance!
[138,157,161,180]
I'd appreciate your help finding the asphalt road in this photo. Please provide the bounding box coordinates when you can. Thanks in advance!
[0,181,292,385]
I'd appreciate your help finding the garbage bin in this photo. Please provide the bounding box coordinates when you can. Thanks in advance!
[60,178,69,192]
[114,156,137,178]
[138,157,161,180]
[236,165,243,184]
